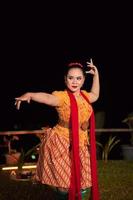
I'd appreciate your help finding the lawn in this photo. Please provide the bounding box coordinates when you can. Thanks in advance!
[0,160,133,200]
[98,160,133,200]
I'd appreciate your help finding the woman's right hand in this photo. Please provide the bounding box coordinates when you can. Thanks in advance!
[15,92,31,110]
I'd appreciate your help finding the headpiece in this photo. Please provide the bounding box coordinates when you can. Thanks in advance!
[68,62,83,68]
[67,62,91,74]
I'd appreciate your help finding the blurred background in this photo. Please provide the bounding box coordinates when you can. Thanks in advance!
[0,2,133,161]
[1,1,132,131]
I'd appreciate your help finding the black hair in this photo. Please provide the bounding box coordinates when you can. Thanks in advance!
[64,62,86,77]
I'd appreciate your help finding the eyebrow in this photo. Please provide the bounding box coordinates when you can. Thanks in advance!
[67,75,83,78]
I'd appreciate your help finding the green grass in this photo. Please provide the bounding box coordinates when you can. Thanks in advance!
[98,160,133,200]
[0,160,133,200]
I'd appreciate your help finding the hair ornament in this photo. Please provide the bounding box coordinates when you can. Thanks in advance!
[68,62,83,68]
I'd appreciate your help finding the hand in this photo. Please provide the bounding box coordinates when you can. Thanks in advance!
[86,58,98,75]
[15,93,31,110]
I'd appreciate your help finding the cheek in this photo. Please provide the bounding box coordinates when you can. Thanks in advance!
[65,80,71,86]
[79,79,84,85]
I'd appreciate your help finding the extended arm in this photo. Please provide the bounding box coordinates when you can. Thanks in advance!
[86,59,100,103]
[15,92,60,110]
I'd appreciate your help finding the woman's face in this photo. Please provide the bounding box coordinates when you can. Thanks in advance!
[65,68,85,94]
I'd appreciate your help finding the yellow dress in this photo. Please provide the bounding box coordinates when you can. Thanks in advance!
[35,90,93,189]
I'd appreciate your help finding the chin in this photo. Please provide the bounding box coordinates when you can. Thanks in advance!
[71,89,79,93]
[67,87,80,93]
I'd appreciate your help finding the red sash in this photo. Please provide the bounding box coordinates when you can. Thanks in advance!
[67,90,100,200]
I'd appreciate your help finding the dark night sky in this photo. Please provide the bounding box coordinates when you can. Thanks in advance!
[0,2,133,131]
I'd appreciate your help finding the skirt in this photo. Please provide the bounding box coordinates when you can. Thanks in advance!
[35,129,92,189]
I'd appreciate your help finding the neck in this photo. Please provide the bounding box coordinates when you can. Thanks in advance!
[67,89,81,97]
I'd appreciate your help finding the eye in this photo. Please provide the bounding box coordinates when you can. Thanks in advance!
[67,76,73,80]
[77,77,82,80]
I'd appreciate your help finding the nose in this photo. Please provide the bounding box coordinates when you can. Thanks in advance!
[72,78,77,84]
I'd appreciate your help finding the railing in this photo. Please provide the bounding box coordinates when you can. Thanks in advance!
[0,130,45,136]
[0,128,133,136]
[0,128,133,169]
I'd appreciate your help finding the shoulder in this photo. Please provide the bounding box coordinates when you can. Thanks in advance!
[52,90,67,97]
[52,90,68,106]
[81,90,91,99]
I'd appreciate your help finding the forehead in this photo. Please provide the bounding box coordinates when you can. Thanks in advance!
[67,68,84,76]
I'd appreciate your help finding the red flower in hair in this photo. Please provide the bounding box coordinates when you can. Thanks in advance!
[68,62,83,68]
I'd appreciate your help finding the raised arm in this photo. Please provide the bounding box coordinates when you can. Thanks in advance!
[86,59,100,103]
[15,92,60,110]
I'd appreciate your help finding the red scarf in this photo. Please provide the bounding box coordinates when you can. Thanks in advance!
[67,90,100,200]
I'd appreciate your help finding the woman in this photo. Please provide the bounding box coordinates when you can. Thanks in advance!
[15,58,100,200]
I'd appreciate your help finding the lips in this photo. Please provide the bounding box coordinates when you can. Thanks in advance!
[72,86,77,88]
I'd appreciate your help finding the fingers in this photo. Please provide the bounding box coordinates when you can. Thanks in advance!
[15,99,21,110]
[90,58,92,63]
[86,58,93,65]
[27,99,30,104]
[86,58,94,71]
[90,58,93,64]
[14,94,31,110]
[86,58,97,75]
[17,101,21,110]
